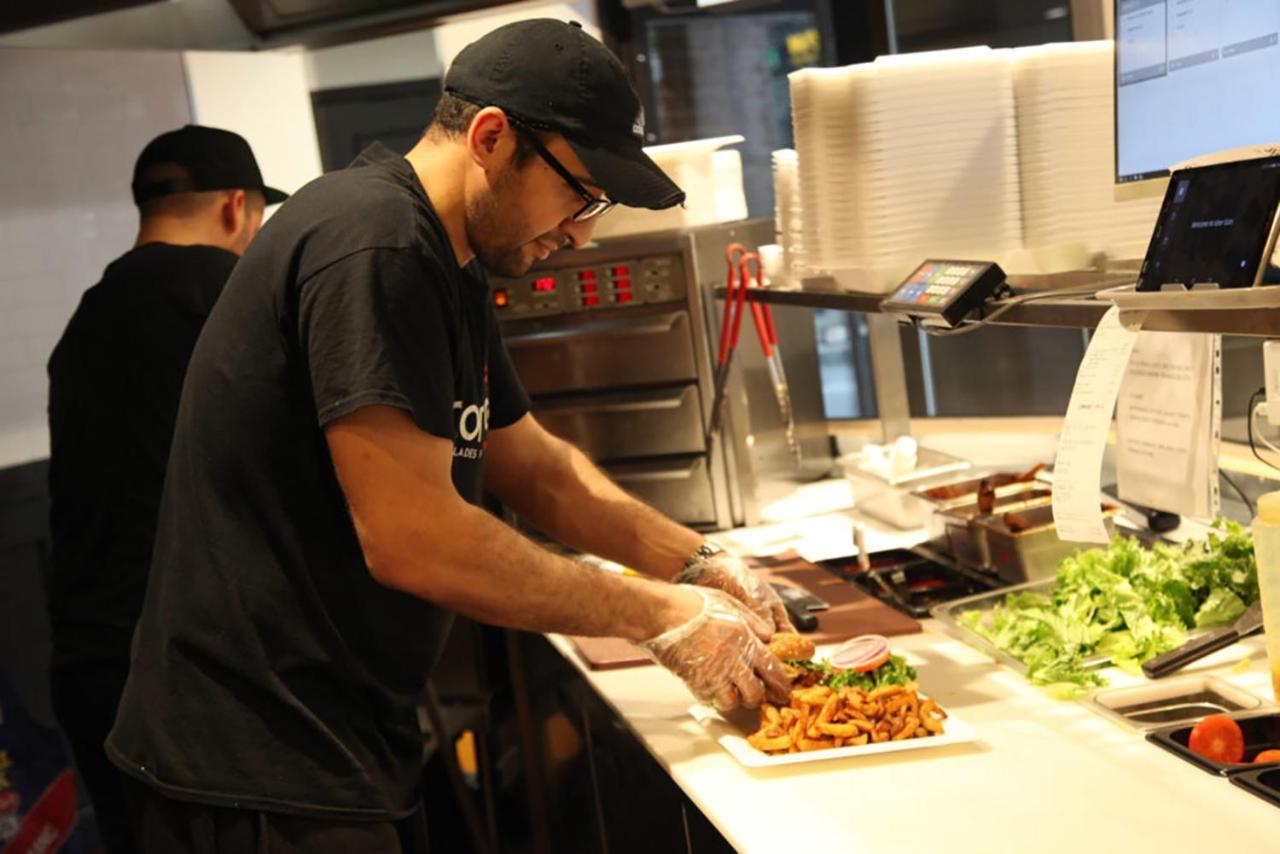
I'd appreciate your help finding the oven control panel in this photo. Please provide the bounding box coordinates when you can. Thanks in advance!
[490,253,686,317]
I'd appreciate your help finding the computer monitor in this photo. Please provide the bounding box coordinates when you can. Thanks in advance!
[1114,0,1280,186]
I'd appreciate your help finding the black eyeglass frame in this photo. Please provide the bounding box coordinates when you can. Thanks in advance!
[512,123,616,222]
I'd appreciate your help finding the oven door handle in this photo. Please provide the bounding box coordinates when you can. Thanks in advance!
[534,386,694,416]
[504,312,683,347]
[609,459,701,483]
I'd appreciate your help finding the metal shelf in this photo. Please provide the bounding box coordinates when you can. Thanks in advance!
[711,278,885,313]
[713,276,1280,337]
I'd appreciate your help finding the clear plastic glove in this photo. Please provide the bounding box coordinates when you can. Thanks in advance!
[679,551,794,633]
[638,587,791,711]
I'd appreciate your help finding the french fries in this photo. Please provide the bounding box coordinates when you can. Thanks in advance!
[746,684,947,755]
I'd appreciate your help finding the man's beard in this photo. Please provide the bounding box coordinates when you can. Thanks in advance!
[465,168,538,277]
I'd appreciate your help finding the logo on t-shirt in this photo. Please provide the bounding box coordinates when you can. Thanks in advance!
[452,396,489,460]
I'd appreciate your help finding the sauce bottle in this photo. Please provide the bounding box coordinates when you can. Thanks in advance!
[1253,491,1280,701]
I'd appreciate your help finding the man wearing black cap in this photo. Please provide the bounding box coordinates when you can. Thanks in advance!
[107,21,788,852]
[45,124,284,853]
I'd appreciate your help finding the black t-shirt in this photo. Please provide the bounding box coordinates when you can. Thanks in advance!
[47,243,238,668]
[106,144,531,819]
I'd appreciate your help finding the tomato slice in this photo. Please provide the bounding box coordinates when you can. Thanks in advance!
[1252,749,1280,764]
[1187,715,1245,764]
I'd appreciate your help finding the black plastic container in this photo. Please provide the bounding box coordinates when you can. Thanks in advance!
[1147,711,1280,776]
[823,549,996,618]
[1230,765,1280,808]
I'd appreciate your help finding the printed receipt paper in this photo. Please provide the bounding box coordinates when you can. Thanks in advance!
[1052,306,1144,543]
[1116,331,1221,519]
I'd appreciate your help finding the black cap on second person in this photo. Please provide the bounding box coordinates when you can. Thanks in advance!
[443,19,685,211]
[132,125,288,207]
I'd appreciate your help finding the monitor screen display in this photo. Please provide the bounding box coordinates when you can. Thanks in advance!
[1136,156,1280,290]
[1115,0,1280,183]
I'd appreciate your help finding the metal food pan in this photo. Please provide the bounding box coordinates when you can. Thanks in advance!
[976,503,1117,584]
[1084,677,1268,732]
[929,578,1057,676]
[936,490,1055,573]
[941,487,1053,521]
[912,470,1046,510]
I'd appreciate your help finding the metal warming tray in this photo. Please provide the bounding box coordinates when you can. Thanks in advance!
[978,503,1117,583]
[932,571,1211,678]
[931,579,1060,676]
[934,486,1052,572]
[932,579,1114,676]
[939,499,1116,584]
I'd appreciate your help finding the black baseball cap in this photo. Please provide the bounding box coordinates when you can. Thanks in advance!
[131,124,288,207]
[444,19,685,211]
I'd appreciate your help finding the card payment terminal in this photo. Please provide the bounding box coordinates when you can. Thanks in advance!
[879,260,1008,329]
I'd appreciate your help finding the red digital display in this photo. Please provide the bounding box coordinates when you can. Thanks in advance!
[532,277,557,293]
[581,281,598,293]
[616,291,634,304]
[582,294,600,307]
[612,265,631,277]
[578,269,597,281]
[614,278,632,291]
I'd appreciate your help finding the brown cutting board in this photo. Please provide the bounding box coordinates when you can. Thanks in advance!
[568,551,921,671]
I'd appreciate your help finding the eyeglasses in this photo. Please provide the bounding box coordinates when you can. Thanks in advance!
[513,124,616,223]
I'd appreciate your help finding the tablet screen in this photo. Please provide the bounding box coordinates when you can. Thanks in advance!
[1137,155,1280,291]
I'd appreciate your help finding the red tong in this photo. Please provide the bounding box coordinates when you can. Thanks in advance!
[708,243,798,460]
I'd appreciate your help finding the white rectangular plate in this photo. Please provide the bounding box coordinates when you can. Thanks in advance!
[689,702,980,768]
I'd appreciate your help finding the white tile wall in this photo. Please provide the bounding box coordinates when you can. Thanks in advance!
[0,48,192,467]
[184,50,323,203]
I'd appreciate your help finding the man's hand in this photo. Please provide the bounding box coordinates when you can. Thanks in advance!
[679,551,794,633]
[638,587,791,711]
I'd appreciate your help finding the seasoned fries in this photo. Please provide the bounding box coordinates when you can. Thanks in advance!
[746,684,948,755]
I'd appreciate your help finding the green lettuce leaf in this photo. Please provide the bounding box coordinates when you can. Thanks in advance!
[960,520,1257,695]
[786,654,918,691]
[1194,588,1246,628]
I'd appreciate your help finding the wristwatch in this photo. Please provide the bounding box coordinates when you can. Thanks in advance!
[674,541,724,584]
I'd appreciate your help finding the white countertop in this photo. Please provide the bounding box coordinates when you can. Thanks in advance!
[547,628,1276,853]
[547,458,1279,853]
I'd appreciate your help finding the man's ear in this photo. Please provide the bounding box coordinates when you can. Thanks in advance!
[221,189,247,235]
[466,107,515,172]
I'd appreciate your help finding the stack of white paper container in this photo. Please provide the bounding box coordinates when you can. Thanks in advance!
[1011,40,1161,260]
[789,47,1023,291]
[771,149,806,279]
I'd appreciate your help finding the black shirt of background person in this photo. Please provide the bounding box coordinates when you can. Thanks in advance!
[47,243,238,668]
[106,144,531,819]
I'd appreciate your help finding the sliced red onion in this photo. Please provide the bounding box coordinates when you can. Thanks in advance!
[829,634,889,669]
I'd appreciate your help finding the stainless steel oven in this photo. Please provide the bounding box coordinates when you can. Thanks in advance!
[492,220,787,530]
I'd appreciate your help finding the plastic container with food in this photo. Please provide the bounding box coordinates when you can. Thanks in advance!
[1147,711,1280,776]
[1251,491,1280,702]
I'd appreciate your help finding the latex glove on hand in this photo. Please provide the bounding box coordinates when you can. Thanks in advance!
[677,548,794,633]
[639,587,792,712]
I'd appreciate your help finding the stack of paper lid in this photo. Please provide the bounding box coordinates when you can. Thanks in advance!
[771,149,806,280]
[1011,40,1161,261]
[789,47,1023,291]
